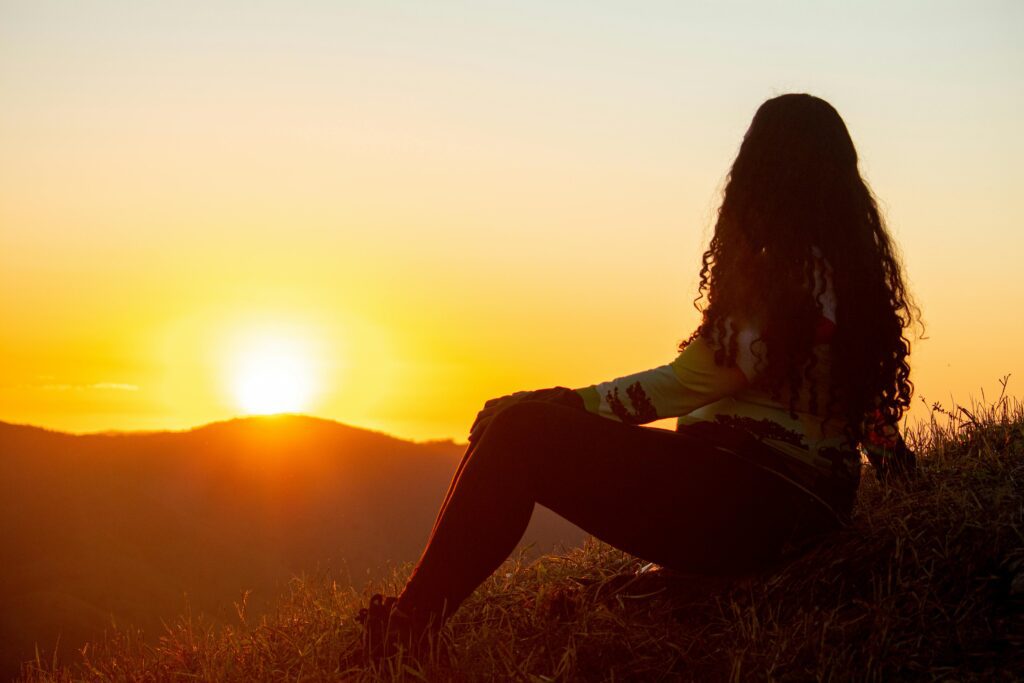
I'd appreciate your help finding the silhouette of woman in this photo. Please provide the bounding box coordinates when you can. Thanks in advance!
[358,93,918,660]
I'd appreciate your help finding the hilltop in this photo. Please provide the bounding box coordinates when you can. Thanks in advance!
[14,396,1023,681]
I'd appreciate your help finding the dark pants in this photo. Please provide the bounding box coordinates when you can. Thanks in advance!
[397,400,837,620]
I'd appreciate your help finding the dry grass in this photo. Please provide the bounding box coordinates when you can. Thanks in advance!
[20,391,1024,681]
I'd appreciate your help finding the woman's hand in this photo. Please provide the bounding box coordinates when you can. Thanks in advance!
[863,411,917,481]
[468,387,584,443]
[468,391,531,442]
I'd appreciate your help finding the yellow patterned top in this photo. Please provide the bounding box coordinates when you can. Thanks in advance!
[574,335,862,519]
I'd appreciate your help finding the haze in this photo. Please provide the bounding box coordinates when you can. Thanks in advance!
[1,1,1021,440]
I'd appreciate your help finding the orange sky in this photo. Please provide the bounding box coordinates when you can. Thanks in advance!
[2,2,1022,441]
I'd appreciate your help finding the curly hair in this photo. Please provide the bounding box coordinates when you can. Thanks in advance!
[684,94,918,445]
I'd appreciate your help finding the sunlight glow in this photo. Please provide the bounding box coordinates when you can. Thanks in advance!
[231,336,316,415]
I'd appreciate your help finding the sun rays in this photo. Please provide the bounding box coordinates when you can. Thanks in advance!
[230,334,318,416]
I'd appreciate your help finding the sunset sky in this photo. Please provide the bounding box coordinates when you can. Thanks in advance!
[1,1,1021,441]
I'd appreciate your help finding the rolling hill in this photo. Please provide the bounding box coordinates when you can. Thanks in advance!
[0,416,587,678]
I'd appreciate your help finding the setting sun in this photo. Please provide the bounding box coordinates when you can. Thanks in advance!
[231,337,317,415]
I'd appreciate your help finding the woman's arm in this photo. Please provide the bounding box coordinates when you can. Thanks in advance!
[574,336,748,425]
[468,334,749,440]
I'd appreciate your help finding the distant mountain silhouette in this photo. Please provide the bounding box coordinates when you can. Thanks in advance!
[0,416,587,677]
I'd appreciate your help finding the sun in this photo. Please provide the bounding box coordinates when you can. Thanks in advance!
[231,336,317,415]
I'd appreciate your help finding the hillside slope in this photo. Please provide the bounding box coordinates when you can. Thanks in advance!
[0,416,587,679]
[16,400,1024,681]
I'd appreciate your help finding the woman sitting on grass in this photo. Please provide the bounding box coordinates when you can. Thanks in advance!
[358,93,918,661]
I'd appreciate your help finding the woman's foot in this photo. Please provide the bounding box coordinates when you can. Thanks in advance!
[356,594,441,666]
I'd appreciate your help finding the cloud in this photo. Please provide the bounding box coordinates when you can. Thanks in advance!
[35,382,140,392]
[90,383,140,392]
[36,384,75,391]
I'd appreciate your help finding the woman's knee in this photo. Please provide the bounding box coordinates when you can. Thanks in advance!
[471,400,568,475]
[483,400,565,442]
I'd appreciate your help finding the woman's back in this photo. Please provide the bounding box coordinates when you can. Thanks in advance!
[686,94,916,458]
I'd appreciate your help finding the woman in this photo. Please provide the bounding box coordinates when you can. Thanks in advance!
[358,93,918,660]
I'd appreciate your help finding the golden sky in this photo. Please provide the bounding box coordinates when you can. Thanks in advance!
[1,1,1022,441]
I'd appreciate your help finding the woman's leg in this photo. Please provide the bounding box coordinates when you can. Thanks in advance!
[396,400,822,622]
[424,438,479,541]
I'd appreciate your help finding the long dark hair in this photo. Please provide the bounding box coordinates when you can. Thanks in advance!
[686,94,917,444]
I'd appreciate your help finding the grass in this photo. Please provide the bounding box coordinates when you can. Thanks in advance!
[19,390,1024,682]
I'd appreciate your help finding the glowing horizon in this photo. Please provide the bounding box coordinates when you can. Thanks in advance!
[1,1,1021,442]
